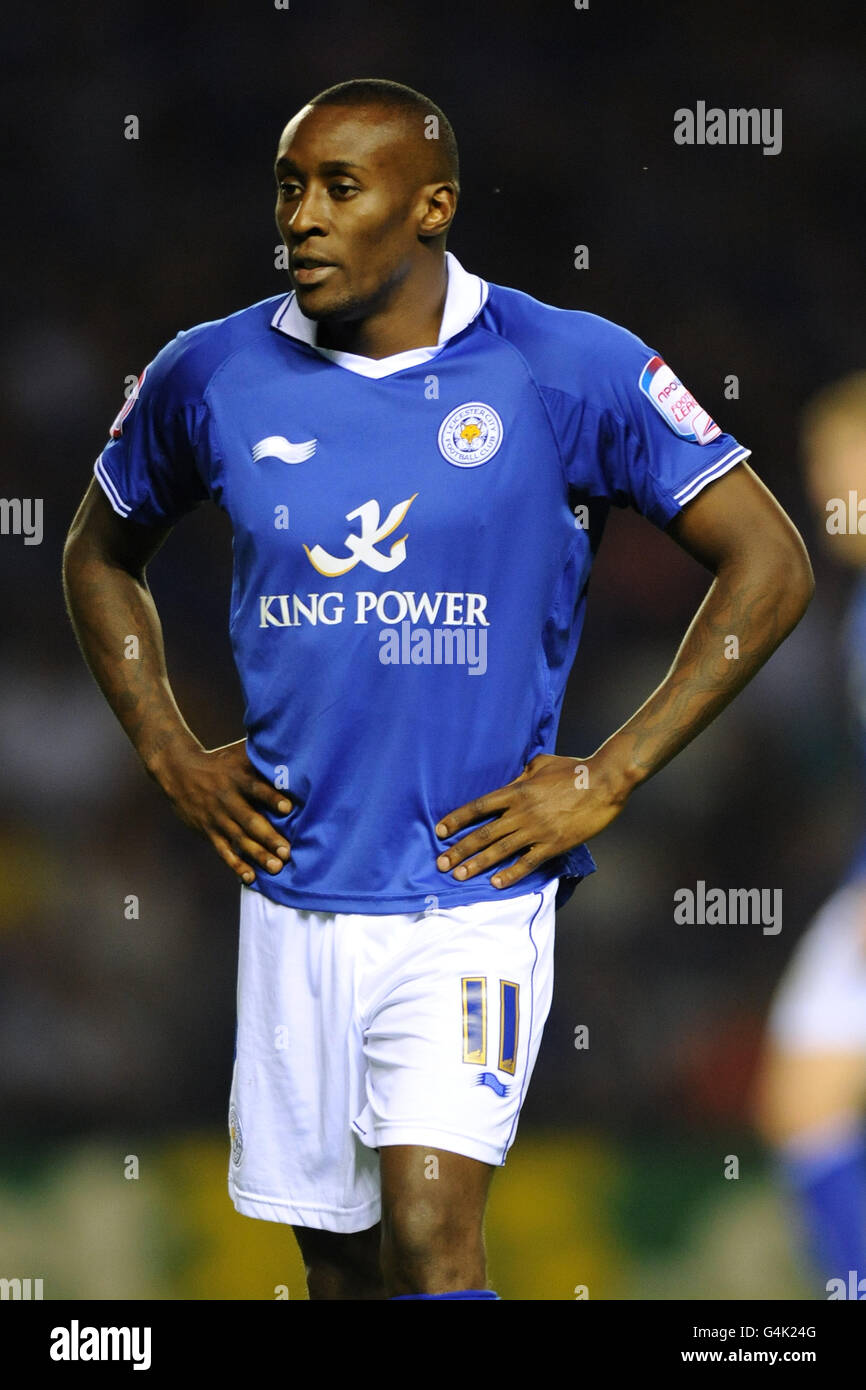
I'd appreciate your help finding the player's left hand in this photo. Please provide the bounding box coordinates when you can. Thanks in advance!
[435,751,633,889]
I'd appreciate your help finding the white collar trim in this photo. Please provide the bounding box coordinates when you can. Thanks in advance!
[270,251,488,378]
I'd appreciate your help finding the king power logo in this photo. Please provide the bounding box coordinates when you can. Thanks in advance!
[304,493,418,576]
[259,491,491,665]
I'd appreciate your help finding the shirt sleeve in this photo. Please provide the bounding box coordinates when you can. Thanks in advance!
[551,318,751,529]
[93,335,210,527]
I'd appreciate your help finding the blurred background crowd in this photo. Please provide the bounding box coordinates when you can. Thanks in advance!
[1,0,864,1297]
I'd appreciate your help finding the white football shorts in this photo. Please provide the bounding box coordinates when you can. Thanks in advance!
[226,877,558,1233]
[767,879,866,1052]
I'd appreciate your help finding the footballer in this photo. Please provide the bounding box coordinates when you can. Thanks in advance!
[754,372,866,1297]
[63,79,814,1300]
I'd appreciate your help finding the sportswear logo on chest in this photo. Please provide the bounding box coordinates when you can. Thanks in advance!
[252,434,318,464]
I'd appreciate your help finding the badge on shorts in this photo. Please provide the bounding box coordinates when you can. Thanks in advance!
[229,1104,244,1166]
[438,402,504,467]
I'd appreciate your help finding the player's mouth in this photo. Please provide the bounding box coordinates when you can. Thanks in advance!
[292,258,338,286]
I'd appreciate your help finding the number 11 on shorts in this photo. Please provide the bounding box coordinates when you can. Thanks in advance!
[461,976,519,1075]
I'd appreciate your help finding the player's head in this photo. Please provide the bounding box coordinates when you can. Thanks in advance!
[801,371,866,566]
[274,78,460,322]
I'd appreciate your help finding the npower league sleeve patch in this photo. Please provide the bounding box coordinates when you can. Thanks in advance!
[638,355,722,444]
[109,365,149,439]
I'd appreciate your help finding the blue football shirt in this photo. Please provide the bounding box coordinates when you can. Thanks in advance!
[94,252,751,914]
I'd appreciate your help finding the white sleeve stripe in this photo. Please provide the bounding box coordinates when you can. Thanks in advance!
[673,447,751,506]
[672,445,747,499]
[93,454,132,517]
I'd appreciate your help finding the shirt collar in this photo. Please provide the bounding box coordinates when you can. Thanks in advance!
[269,250,489,379]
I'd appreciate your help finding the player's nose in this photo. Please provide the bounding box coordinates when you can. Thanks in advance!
[286,186,330,236]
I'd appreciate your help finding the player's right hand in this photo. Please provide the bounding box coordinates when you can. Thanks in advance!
[151,738,292,885]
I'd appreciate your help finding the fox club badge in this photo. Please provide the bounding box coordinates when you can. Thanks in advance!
[438,402,503,467]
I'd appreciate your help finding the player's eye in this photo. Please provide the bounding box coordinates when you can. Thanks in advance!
[330,184,359,198]
[277,182,301,199]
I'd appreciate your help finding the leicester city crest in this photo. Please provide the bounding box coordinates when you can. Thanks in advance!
[437,402,503,467]
[229,1104,243,1166]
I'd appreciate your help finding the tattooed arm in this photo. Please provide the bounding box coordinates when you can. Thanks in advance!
[434,462,815,889]
[62,479,292,884]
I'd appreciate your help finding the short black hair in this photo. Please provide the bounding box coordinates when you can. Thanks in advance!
[307,78,459,188]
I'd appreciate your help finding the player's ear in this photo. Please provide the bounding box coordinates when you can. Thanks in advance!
[417,182,457,238]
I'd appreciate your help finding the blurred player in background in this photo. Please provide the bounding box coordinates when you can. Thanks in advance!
[63,78,814,1300]
[754,372,866,1297]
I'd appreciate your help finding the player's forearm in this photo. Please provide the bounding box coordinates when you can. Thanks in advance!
[592,545,814,795]
[62,545,203,778]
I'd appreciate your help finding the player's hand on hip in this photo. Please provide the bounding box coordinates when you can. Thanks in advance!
[152,738,292,885]
[435,751,631,890]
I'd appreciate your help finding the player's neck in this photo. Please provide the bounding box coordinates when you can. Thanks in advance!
[314,256,448,360]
